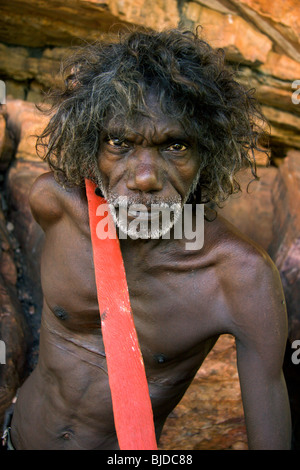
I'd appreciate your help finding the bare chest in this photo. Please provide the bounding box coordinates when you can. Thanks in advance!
[43,246,221,373]
[41,205,226,366]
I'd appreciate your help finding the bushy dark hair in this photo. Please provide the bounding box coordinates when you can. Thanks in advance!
[36,28,268,205]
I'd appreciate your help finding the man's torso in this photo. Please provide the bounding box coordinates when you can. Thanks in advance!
[11,173,251,449]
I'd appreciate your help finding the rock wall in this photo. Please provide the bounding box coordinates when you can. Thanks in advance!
[1,0,300,152]
[0,0,299,450]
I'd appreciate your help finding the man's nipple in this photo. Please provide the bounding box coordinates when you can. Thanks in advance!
[53,306,69,321]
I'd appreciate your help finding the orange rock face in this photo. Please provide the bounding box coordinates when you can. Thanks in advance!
[228,0,300,61]
[0,197,29,426]
[1,0,299,150]
[5,100,49,161]
[159,335,248,450]
[183,3,273,64]
[238,0,300,42]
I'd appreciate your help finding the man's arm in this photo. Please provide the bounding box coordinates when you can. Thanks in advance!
[225,247,291,449]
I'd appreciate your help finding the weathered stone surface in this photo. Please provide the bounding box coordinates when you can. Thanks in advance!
[0,0,179,48]
[0,114,7,170]
[0,43,64,90]
[258,51,300,82]
[227,0,300,62]
[0,111,15,172]
[109,0,180,32]
[0,1,126,48]
[268,150,300,343]
[0,204,17,289]
[266,150,300,450]
[0,1,299,153]
[5,100,49,161]
[218,152,300,343]
[218,166,277,251]
[159,335,247,450]
[237,67,300,115]
[7,159,47,324]
[0,203,29,427]
[183,3,272,64]
[1,103,49,379]
[261,106,300,150]
[235,68,300,150]
[0,278,28,426]
[191,0,236,15]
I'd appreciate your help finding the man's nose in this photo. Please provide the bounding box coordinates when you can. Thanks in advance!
[126,149,163,193]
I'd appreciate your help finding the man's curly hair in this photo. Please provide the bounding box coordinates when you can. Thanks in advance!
[36,28,268,205]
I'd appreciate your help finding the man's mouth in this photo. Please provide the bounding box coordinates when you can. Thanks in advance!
[127,208,160,222]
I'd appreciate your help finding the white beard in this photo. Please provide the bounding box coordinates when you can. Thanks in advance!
[110,200,182,240]
[94,168,200,240]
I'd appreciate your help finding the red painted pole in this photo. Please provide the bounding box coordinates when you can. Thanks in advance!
[85,179,157,450]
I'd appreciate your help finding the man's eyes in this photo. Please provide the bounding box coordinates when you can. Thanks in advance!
[106,137,130,148]
[166,143,188,152]
[105,137,188,153]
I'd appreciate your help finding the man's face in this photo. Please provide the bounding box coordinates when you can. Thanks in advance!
[96,104,201,239]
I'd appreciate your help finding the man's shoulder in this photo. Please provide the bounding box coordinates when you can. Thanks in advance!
[207,211,274,273]
[29,171,84,229]
[30,171,82,197]
[210,213,285,330]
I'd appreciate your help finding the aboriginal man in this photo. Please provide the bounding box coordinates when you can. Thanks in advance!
[6,29,291,450]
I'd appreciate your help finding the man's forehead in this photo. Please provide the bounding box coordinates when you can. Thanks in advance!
[103,88,195,140]
[103,111,193,141]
